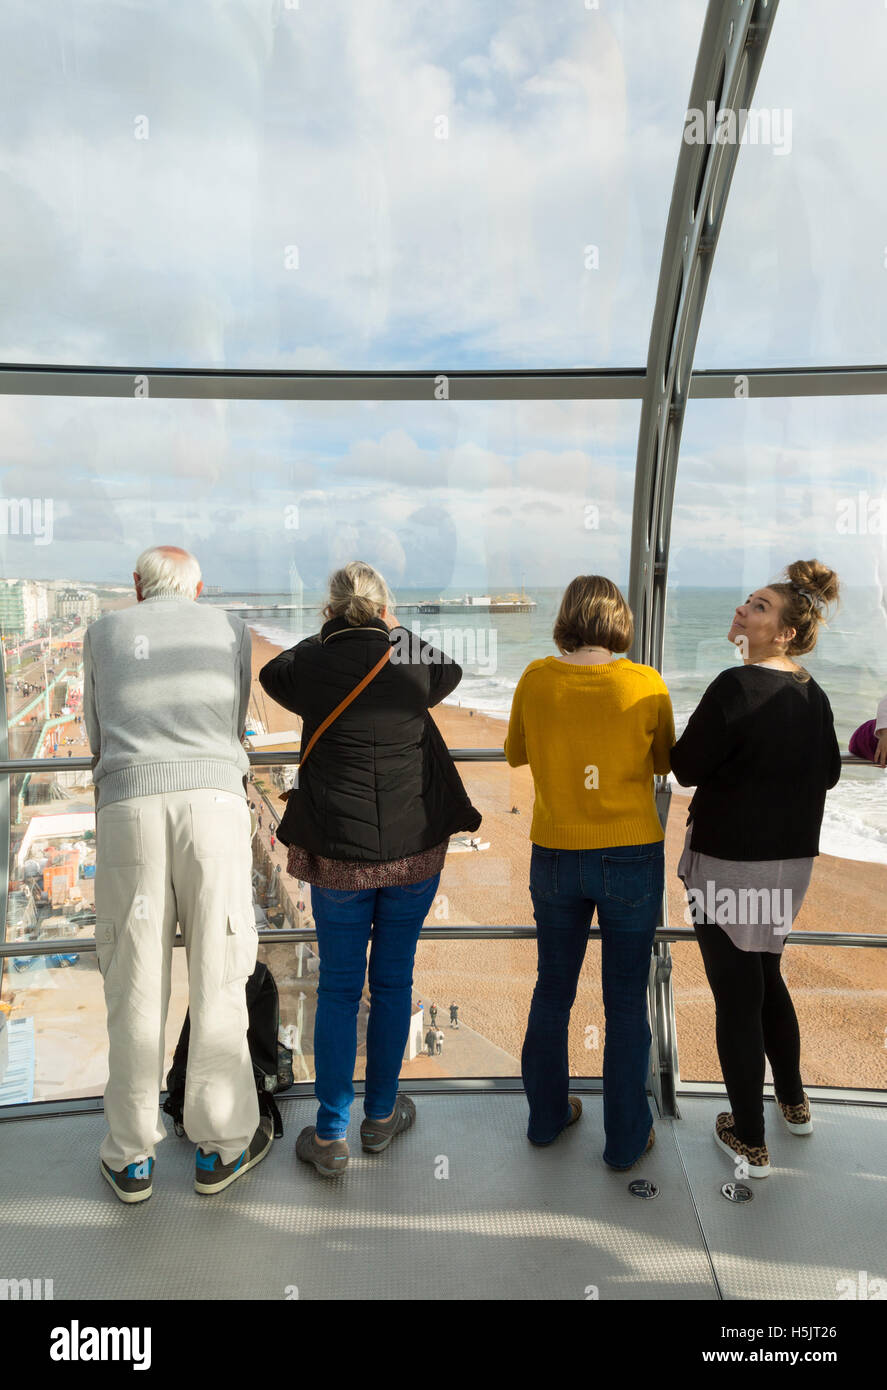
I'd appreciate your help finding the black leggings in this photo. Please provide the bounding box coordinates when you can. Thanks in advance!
[693,916,804,1146]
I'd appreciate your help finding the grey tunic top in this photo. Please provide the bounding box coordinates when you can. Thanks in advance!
[677,822,813,954]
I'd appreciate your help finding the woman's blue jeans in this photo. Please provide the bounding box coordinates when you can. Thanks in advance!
[309,875,440,1139]
[522,841,664,1168]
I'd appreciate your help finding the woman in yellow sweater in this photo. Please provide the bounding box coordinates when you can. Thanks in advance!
[505,576,674,1169]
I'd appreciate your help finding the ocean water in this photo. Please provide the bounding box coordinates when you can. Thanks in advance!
[247,585,887,865]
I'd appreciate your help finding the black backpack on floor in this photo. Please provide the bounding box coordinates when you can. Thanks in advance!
[163,961,294,1139]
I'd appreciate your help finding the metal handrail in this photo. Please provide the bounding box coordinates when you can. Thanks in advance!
[3,926,886,960]
[2,749,883,960]
[0,750,880,773]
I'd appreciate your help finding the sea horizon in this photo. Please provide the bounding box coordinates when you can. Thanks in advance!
[246,582,887,867]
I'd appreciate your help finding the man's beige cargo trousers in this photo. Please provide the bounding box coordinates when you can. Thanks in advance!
[94,788,259,1169]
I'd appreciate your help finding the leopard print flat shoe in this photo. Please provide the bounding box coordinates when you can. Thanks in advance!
[714,1112,770,1178]
[777,1093,812,1135]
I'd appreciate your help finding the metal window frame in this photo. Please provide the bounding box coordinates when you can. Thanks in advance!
[4,0,887,1121]
[1,363,886,401]
[627,0,783,1120]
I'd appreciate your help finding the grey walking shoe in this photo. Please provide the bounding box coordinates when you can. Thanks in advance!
[296,1127,350,1177]
[360,1094,416,1153]
[101,1156,154,1204]
[194,1117,274,1195]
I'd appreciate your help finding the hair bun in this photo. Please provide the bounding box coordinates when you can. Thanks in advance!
[785,558,839,609]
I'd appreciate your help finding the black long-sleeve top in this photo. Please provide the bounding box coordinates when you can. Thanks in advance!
[669,665,841,860]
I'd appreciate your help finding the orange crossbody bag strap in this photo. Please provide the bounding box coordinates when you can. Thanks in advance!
[298,646,392,772]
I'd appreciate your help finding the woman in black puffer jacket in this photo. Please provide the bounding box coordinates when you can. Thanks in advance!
[259,561,480,1177]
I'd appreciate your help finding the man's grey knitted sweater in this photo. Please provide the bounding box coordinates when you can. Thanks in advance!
[82,595,251,810]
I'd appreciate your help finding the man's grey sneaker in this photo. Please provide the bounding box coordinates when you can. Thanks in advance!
[101,1156,154,1204]
[360,1094,416,1153]
[296,1127,350,1177]
[194,1116,274,1195]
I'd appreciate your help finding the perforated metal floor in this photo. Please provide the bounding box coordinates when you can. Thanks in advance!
[1,1094,884,1300]
[675,1098,887,1301]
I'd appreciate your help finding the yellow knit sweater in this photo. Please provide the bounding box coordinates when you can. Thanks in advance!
[504,657,675,849]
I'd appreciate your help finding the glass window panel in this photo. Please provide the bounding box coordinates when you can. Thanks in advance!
[695,0,887,367]
[671,941,887,1092]
[0,938,189,1105]
[665,394,887,873]
[409,940,609,1082]
[0,0,705,368]
[0,393,640,672]
[0,934,614,1104]
[664,392,887,1087]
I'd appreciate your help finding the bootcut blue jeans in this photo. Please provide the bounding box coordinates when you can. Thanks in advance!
[522,841,664,1167]
[309,875,440,1139]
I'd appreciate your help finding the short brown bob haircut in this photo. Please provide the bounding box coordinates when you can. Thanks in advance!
[552,575,634,654]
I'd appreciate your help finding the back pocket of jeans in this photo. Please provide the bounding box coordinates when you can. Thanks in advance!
[312,886,362,904]
[394,879,437,897]
[529,845,558,896]
[602,853,654,907]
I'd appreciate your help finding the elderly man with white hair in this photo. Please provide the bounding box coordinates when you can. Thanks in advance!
[82,545,272,1202]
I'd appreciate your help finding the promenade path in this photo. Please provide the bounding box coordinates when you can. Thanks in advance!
[409,1013,519,1078]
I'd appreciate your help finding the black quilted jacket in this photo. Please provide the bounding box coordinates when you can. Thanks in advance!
[258,615,482,860]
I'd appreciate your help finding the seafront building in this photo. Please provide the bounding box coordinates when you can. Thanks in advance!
[54,589,100,622]
[0,580,49,639]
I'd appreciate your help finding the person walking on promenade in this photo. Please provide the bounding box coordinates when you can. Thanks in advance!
[83,545,271,1204]
[259,561,481,1177]
[449,1003,459,1028]
[506,575,674,1170]
[429,1002,438,1027]
[435,1027,444,1055]
[671,559,842,1179]
[425,1027,437,1058]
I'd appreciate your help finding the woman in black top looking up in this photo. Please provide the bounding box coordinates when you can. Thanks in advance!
[670,559,841,1179]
